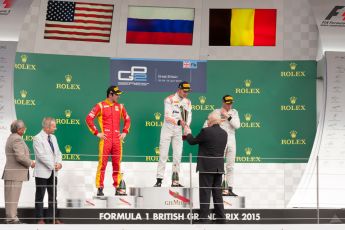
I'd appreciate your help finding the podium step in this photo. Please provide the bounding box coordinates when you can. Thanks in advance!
[64,187,245,209]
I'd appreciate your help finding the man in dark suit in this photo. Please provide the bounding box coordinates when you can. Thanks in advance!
[185,112,227,223]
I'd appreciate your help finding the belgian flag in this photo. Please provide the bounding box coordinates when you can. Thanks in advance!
[209,9,277,46]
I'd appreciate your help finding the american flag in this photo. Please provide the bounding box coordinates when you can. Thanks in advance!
[44,1,114,43]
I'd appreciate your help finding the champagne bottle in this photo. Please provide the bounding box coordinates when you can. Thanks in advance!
[116,173,127,196]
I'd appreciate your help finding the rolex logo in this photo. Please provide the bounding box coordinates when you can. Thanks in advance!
[290,62,297,71]
[245,147,252,156]
[236,147,261,162]
[20,90,28,98]
[65,109,72,118]
[65,74,72,83]
[281,130,306,145]
[154,112,161,120]
[244,113,252,122]
[290,130,297,139]
[244,79,252,88]
[65,145,72,154]
[290,96,297,105]
[281,97,306,111]
[21,54,28,63]
[281,62,305,77]
[199,96,206,105]
[154,147,160,155]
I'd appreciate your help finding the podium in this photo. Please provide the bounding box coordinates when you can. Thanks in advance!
[65,187,245,209]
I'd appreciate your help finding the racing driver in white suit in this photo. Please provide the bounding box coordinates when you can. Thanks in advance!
[204,95,240,196]
[154,82,192,187]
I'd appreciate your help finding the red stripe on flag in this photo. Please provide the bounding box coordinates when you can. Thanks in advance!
[77,2,113,7]
[126,31,193,45]
[44,36,109,42]
[44,30,110,37]
[74,13,113,19]
[253,9,276,46]
[45,24,111,31]
[74,19,112,25]
[75,7,113,13]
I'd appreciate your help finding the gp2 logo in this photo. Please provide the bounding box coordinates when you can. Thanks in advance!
[118,66,147,81]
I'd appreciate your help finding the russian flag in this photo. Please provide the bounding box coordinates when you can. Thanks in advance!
[126,6,194,46]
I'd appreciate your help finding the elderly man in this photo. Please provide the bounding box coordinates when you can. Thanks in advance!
[204,95,240,196]
[2,120,35,224]
[33,117,63,224]
[185,112,227,223]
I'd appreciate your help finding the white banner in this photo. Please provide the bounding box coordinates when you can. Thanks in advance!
[289,51,345,207]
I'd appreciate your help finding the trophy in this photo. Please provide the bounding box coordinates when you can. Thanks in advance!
[180,106,188,140]
[116,173,127,196]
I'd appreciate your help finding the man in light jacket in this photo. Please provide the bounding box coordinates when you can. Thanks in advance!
[2,120,35,224]
[33,117,62,224]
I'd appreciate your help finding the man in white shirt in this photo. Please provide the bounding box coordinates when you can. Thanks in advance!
[154,82,192,187]
[33,117,63,224]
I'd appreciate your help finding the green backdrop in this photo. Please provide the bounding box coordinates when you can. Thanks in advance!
[14,53,316,163]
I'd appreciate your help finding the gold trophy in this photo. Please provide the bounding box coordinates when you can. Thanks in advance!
[180,106,188,140]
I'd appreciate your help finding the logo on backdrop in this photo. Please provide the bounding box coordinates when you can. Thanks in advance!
[321,6,345,27]
[56,74,81,90]
[281,62,306,77]
[145,147,171,162]
[118,66,148,86]
[145,112,163,127]
[182,61,197,69]
[14,90,36,106]
[15,54,37,71]
[236,147,261,163]
[240,113,261,128]
[110,59,206,92]
[0,0,11,15]
[192,96,215,111]
[56,109,80,125]
[235,80,261,94]
[281,96,306,111]
[62,144,81,160]
[23,134,34,142]
[281,130,306,145]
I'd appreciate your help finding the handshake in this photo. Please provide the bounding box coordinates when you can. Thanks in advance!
[183,125,192,136]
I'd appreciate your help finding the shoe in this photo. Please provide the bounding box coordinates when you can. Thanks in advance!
[193,219,212,224]
[115,189,127,196]
[6,220,23,224]
[213,219,227,224]
[53,219,64,224]
[154,182,162,187]
[154,178,162,187]
[171,182,183,187]
[228,187,238,196]
[97,188,104,196]
[37,219,45,224]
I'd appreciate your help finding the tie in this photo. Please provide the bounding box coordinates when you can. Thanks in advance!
[48,135,55,153]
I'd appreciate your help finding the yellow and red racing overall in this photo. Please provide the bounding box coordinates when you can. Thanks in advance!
[86,99,131,188]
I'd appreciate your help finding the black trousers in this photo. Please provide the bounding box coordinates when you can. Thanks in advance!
[35,171,59,221]
[199,173,225,220]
